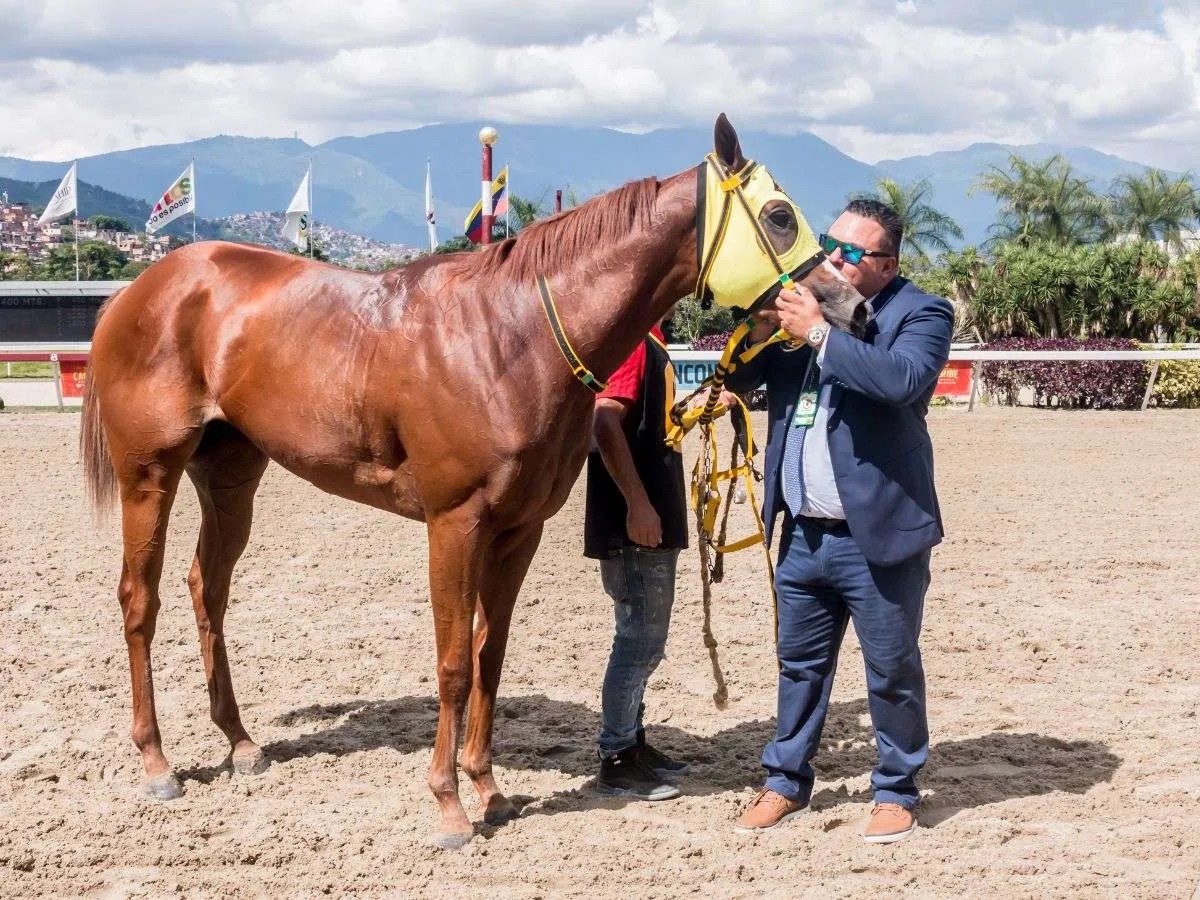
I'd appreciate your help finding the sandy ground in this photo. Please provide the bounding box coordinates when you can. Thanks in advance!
[1,407,1198,898]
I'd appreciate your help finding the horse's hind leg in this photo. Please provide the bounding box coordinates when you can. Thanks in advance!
[461,523,543,826]
[113,433,200,800]
[184,423,270,776]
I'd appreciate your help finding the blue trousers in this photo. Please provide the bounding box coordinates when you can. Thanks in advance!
[764,515,930,809]
[597,547,678,755]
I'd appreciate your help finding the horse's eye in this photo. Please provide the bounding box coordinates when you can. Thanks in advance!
[768,208,793,228]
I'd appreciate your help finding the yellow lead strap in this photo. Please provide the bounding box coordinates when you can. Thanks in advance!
[686,383,781,709]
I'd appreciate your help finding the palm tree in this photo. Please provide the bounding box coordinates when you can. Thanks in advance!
[1107,168,1199,255]
[974,153,1106,247]
[489,194,546,241]
[507,195,545,230]
[853,177,963,266]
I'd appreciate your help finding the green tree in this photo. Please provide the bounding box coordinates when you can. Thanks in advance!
[37,240,129,280]
[917,240,1200,341]
[88,214,133,233]
[666,296,735,345]
[0,250,35,280]
[288,239,328,262]
[975,154,1106,247]
[490,193,545,240]
[434,234,475,254]
[507,195,544,230]
[912,246,986,342]
[853,177,963,267]
[1107,168,1199,254]
[118,259,152,279]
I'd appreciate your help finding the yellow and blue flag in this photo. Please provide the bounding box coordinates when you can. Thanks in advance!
[464,166,508,242]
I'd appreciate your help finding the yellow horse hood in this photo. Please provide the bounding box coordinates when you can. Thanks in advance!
[696,153,822,311]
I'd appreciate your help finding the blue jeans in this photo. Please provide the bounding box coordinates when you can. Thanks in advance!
[764,516,930,809]
[598,547,678,755]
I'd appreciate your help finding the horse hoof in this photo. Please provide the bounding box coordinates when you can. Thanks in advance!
[430,830,473,851]
[232,748,269,776]
[483,800,519,826]
[144,773,184,800]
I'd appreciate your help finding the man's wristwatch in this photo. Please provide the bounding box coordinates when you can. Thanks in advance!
[806,322,831,349]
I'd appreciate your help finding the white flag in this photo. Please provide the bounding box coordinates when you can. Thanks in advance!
[282,169,311,250]
[146,163,195,233]
[425,159,438,252]
[38,162,77,225]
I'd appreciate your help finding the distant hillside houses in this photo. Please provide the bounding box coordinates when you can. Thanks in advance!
[216,211,422,269]
[0,196,169,264]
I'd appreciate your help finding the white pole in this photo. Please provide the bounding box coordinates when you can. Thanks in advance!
[425,158,438,253]
[51,353,63,410]
[192,158,198,243]
[505,162,510,238]
[1141,360,1160,411]
[73,160,80,280]
[308,159,313,258]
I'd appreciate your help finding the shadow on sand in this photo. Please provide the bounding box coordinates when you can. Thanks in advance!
[258,693,1120,827]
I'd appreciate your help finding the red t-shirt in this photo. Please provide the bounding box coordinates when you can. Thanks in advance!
[598,324,665,405]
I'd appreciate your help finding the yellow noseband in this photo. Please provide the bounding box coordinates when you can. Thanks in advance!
[695,152,823,311]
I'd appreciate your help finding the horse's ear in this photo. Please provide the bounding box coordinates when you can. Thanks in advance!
[714,113,746,171]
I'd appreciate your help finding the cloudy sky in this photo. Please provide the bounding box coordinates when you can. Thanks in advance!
[4,0,1199,169]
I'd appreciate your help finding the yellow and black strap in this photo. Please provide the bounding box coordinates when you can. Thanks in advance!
[536,275,607,394]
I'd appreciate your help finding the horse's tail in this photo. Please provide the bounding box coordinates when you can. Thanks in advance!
[80,291,121,517]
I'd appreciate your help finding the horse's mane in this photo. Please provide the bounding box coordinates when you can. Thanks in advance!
[442,176,661,285]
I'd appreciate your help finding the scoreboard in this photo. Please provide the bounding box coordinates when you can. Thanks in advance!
[0,281,129,343]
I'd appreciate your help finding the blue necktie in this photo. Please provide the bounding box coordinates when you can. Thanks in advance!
[781,356,819,518]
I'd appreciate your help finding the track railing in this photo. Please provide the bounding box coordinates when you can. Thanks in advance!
[4,344,1200,411]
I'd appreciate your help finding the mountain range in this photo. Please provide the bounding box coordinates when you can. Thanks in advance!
[0,124,1172,248]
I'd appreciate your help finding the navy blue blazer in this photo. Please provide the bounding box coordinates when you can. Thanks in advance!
[726,277,954,567]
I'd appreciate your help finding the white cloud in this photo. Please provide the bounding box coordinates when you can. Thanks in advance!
[0,0,1196,170]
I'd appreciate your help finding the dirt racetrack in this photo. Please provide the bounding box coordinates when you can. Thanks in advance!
[1,407,1198,898]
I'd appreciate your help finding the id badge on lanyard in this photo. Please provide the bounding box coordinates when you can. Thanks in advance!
[791,354,820,429]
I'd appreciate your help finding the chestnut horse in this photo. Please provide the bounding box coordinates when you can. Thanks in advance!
[81,116,864,847]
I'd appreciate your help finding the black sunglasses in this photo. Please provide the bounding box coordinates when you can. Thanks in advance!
[819,233,894,265]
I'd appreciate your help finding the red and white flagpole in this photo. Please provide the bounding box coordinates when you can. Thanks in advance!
[479,126,498,245]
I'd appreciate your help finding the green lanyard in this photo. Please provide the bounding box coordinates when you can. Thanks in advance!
[791,352,820,429]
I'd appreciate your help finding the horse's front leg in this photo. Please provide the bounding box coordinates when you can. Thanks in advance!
[461,523,544,825]
[425,500,489,849]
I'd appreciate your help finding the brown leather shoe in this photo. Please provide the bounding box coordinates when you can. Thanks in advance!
[734,788,805,832]
[863,802,916,843]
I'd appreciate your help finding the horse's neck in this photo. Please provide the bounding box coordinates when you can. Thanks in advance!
[549,179,696,380]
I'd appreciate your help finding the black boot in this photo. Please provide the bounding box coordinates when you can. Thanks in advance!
[636,726,691,777]
[596,746,681,801]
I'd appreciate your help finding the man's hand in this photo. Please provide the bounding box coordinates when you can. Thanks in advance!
[626,497,663,548]
[689,387,739,411]
[775,287,827,342]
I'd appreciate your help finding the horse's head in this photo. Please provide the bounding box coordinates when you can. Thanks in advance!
[696,114,867,336]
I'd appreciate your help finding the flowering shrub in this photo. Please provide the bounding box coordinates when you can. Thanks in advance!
[690,329,737,351]
[979,337,1148,409]
[1152,356,1200,408]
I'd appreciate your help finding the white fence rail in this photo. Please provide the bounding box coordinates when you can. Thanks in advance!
[951,350,1200,361]
[4,344,1200,411]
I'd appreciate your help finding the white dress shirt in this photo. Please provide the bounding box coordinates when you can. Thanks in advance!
[794,338,842,518]
[783,296,876,520]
